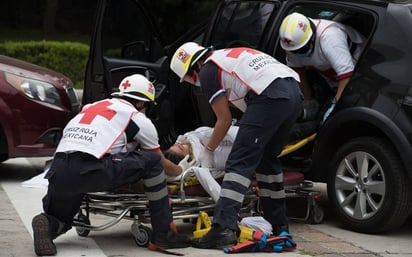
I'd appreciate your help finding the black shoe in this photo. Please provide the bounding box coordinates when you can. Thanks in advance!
[273,224,289,236]
[32,214,57,256]
[192,226,237,249]
[151,230,191,249]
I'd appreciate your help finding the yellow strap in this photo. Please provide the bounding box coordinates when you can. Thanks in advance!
[278,133,317,157]
[167,133,317,190]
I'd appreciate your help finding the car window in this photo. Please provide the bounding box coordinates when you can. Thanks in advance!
[101,0,164,62]
[288,4,374,38]
[211,1,278,49]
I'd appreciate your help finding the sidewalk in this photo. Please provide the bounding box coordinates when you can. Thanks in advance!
[290,222,378,257]
[2,157,412,257]
[0,181,382,257]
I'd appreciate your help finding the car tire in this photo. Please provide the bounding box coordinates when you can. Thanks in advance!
[327,136,412,234]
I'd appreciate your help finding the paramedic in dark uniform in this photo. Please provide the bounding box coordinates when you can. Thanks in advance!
[31,74,192,256]
[170,42,303,248]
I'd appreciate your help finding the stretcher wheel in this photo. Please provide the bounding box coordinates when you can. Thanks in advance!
[75,213,91,237]
[132,224,152,247]
[309,204,324,224]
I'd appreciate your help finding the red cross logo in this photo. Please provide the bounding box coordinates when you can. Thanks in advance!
[122,80,131,90]
[282,38,292,46]
[177,50,190,63]
[225,48,260,58]
[298,21,307,32]
[79,100,117,124]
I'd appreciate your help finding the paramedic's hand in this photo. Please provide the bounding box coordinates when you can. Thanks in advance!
[199,147,215,168]
[178,155,196,173]
[322,103,336,123]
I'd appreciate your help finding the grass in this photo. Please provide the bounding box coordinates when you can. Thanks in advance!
[0,28,91,44]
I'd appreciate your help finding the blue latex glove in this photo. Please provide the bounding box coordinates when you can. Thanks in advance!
[322,103,336,122]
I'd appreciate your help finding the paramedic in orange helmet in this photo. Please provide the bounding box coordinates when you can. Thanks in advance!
[170,42,303,249]
[279,12,365,122]
[31,74,191,256]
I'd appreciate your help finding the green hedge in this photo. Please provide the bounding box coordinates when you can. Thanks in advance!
[0,41,89,89]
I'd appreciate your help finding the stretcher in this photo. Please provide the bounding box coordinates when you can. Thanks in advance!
[71,129,324,248]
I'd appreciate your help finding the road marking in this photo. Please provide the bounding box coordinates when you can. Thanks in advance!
[2,181,107,257]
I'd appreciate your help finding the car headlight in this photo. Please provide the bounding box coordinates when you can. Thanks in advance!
[5,72,62,106]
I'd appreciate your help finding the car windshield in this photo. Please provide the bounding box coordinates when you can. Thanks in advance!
[211,1,277,49]
[142,1,216,45]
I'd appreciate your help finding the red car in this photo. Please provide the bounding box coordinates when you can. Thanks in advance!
[0,55,80,162]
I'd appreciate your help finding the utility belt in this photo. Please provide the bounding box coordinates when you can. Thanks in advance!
[55,151,101,160]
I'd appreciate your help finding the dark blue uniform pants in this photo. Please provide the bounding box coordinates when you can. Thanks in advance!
[213,77,303,231]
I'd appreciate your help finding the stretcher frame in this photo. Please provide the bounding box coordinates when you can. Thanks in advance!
[72,133,324,247]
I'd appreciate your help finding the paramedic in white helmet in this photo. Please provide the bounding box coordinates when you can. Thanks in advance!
[279,12,365,122]
[170,42,303,249]
[31,74,192,256]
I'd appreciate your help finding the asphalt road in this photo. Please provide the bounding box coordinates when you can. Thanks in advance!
[1,157,412,257]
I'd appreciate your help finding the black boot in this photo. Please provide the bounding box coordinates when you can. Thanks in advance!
[273,224,289,236]
[32,213,57,256]
[32,213,66,256]
[192,225,237,249]
[151,229,191,249]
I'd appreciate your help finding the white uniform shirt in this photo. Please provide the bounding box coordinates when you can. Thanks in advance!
[286,19,364,87]
[205,48,300,111]
[56,98,160,158]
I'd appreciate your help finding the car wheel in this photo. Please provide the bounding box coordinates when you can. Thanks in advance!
[327,137,412,233]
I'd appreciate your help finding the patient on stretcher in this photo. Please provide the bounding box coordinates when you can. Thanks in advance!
[163,126,240,201]
[163,121,319,202]
[164,126,239,180]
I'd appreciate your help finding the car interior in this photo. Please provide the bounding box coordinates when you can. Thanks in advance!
[274,4,375,122]
[194,1,376,138]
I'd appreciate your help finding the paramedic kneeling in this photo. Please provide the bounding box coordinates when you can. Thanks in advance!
[31,74,191,256]
[170,42,303,249]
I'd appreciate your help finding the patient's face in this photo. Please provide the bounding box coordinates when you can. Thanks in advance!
[168,142,191,157]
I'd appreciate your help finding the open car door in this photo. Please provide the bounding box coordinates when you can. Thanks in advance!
[83,0,284,148]
[83,0,167,104]
[83,0,209,148]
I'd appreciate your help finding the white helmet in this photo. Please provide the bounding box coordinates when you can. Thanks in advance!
[279,12,313,51]
[112,74,155,102]
[170,42,209,82]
